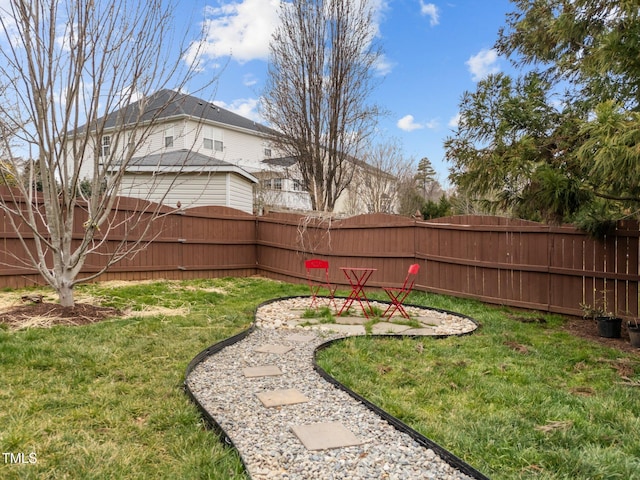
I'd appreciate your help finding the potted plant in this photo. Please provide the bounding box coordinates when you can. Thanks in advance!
[580,302,622,339]
[628,318,640,348]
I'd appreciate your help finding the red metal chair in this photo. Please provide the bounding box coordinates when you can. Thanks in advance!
[382,263,420,319]
[305,259,337,308]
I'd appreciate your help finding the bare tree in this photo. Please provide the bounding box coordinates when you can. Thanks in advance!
[261,0,382,212]
[0,0,210,306]
[348,138,413,214]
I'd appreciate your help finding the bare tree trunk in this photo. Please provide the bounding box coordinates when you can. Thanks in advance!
[0,0,214,305]
[262,0,382,213]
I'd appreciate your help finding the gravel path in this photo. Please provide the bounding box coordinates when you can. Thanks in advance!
[185,297,486,480]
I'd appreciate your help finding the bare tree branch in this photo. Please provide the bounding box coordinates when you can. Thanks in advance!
[0,0,214,306]
[261,0,382,212]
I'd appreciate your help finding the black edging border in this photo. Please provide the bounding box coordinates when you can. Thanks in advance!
[183,324,256,473]
[183,296,489,480]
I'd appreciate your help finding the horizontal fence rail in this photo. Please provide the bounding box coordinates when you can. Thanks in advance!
[0,190,638,319]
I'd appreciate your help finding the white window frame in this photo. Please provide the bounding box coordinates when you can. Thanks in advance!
[203,126,213,150]
[164,127,174,148]
[100,135,111,157]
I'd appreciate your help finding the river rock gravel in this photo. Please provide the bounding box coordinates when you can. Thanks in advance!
[186,297,481,480]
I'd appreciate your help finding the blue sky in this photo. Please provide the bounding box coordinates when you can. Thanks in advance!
[179,0,518,187]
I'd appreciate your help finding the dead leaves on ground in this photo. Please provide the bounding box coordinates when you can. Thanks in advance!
[535,420,573,433]
[504,341,530,354]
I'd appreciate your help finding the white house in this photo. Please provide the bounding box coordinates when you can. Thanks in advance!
[74,89,398,216]
[75,89,311,214]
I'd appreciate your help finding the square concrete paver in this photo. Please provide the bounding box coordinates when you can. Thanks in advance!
[291,422,363,450]
[256,388,309,407]
[254,344,294,355]
[371,322,413,334]
[286,333,317,343]
[335,316,368,326]
[416,315,444,326]
[401,327,438,336]
[242,365,283,378]
[316,324,366,335]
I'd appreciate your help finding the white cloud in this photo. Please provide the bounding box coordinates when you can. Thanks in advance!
[374,54,395,76]
[397,114,424,132]
[184,0,390,69]
[448,112,461,128]
[184,0,282,68]
[216,97,263,122]
[419,1,439,26]
[243,73,258,87]
[465,48,500,82]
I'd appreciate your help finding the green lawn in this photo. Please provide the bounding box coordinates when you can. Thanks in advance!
[317,291,640,480]
[0,277,307,480]
[1,278,639,479]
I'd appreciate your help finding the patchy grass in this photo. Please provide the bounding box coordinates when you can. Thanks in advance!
[0,277,307,480]
[3,280,640,479]
[301,306,335,323]
[317,290,640,480]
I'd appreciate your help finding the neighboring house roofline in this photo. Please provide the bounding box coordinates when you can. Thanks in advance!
[262,156,298,168]
[108,149,258,183]
[74,89,277,139]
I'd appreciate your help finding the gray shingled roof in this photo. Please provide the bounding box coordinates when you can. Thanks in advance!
[262,156,298,168]
[89,89,274,135]
[112,149,257,183]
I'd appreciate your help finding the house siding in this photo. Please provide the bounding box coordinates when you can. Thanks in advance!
[118,172,254,214]
[182,118,273,173]
[228,173,254,214]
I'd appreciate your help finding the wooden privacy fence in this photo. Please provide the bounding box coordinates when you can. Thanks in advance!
[1,193,638,319]
[257,213,640,320]
[0,193,258,289]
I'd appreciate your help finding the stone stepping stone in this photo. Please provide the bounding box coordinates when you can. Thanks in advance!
[371,322,413,334]
[334,316,368,325]
[254,344,294,355]
[401,327,439,336]
[242,365,283,378]
[291,422,363,451]
[316,324,366,335]
[286,333,316,343]
[416,316,444,326]
[256,388,309,407]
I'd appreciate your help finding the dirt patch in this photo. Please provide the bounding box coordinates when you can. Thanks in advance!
[560,317,639,356]
[0,302,121,330]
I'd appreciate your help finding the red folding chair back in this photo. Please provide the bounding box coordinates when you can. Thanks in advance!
[305,259,336,308]
[383,263,420,319]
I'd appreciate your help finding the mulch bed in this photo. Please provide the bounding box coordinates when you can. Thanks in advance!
[560,316,639,356]
[0,302,121,329]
